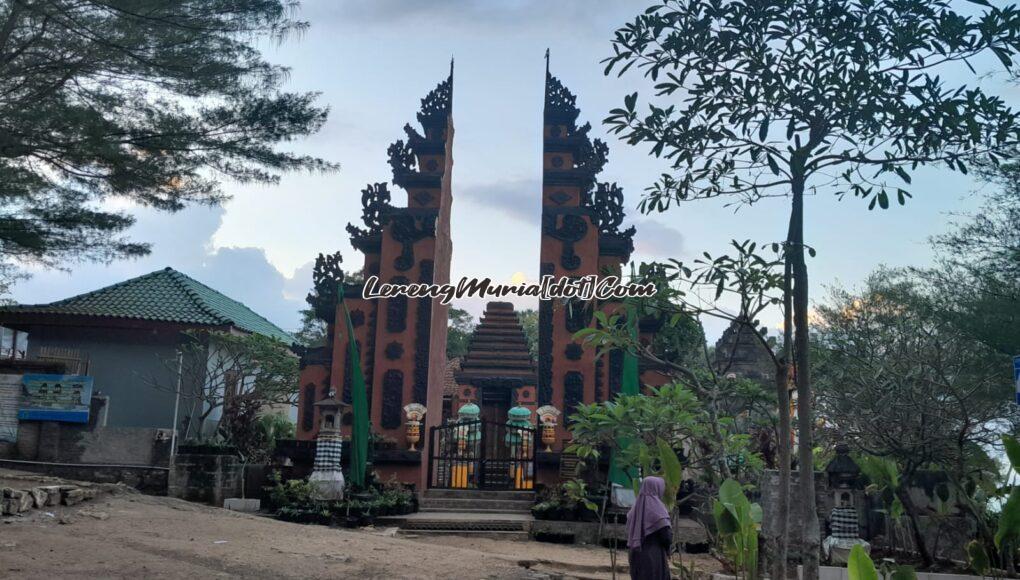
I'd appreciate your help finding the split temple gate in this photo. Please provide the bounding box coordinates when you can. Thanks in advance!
[296,62,668,493]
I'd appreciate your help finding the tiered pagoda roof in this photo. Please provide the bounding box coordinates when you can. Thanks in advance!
[455,302,536,386]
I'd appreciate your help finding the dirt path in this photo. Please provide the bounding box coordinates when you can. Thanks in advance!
[0,492,721,579]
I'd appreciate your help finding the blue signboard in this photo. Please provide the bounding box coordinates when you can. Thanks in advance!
[1014,356,1020,405]
[17,374,92,423]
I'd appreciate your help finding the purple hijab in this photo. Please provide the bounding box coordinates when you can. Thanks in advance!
[626,476,672,550]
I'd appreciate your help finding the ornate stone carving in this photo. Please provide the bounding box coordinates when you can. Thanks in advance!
[384,341,404,360]
[538,263,555,406]
[346,183,392,250]
[386,276,409,333]
[387,139,416,177]
[563,371,584,416]
[349,309,365,328]
[390,213,437,271]
[306,251,344,321]
[301,383,316,432]
[590,182,635,238]
[417,72,453,129]
[413,260,434,404]
[609,349,624,397]
[381,369,404,429]
[542,213,588,271]
[564,299,590,333]
[342,340,361,404]
[545,71,580,125]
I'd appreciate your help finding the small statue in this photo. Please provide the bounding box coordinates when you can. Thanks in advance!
[823,490,870,564]
[403,403,426,451]
[536,405,561,452]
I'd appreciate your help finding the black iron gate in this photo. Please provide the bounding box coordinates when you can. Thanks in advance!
[427,419,536,490]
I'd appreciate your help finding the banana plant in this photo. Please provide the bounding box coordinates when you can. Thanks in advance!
[993,434,1020,572]
[713,478,762,579]
[847,544,917,580]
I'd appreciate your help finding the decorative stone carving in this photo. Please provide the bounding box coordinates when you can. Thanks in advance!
[381,369,404,429]
[413,260,434,404]
[542,213,588,271]
[346,183,392,250]
[538,263,554,406]
[563,371,584,416]
[384,341,404,360]
[385,276,409,333]
[390,214,436,271]
[306,251,344,321]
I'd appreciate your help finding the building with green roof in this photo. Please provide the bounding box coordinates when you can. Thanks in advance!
[0,267,296,431]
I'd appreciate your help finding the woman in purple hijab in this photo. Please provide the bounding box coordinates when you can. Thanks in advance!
[626,476,673,580]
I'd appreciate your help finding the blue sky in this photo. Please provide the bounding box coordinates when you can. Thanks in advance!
[10,0,1018,342]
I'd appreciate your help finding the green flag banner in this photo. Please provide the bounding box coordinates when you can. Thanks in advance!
[341,293,369,489]
[608,298,640,487]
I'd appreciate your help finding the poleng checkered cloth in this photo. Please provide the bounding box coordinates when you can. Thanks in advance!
[829,507,859,540]
[314,435,343,472]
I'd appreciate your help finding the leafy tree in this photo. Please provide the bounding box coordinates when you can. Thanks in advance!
[813,270,1019,566]
[446,307,474,358]
[921,176,1020,356]
[603,2,1020,574]
[577,242,792,573]
[149,330,299,458]
[293,308,327,348]
[517,307,539,358]
[0,0,334,282]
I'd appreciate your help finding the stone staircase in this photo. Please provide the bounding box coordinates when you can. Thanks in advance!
[377,489,535,535]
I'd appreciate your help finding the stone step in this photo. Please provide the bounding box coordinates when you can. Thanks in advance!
[424,489,535,501]
[417,506,531,514]
[419,498,533,511]
[376,511,532,533]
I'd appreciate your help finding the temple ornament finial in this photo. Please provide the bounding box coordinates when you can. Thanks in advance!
[306,251,344,321]
[544,66,580,126]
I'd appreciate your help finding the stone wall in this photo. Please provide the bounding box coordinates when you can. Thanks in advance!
[168,452,243,506]
[5,395,172,465]
[0,459,167,494]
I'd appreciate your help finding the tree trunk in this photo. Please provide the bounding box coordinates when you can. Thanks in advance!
[773,361,792,579]
[790,170,820,579]
[895,484,934,568]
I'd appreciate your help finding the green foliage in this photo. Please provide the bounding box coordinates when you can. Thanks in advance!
[814,271,1018,490]
[562,479,598,513]
[856,455,904,520]
[267,473,316,512]
[996,435,1020,550]
[603,0,1020,215]
[567,383,703,476]
[446,308,475,358]
[713,479,761,579]
[517,308,539,358]
[171,330,299,459]
[293,308,328,348]
[967,539,991,576]
[847,544,879,580]
[1004,434,1020,472]
[0,0,334,282]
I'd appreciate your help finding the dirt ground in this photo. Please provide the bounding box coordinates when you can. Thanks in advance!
[0,491,722,579]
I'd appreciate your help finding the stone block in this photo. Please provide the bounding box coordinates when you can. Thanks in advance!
[28,488,47,508]
[223,498,261,512]
[62,487,86,506]
[40,486,62,506]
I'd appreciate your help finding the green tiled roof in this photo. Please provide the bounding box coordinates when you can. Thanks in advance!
[2,267,295,344]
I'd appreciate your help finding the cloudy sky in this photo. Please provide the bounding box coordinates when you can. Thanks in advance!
[10,0,1018,341]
